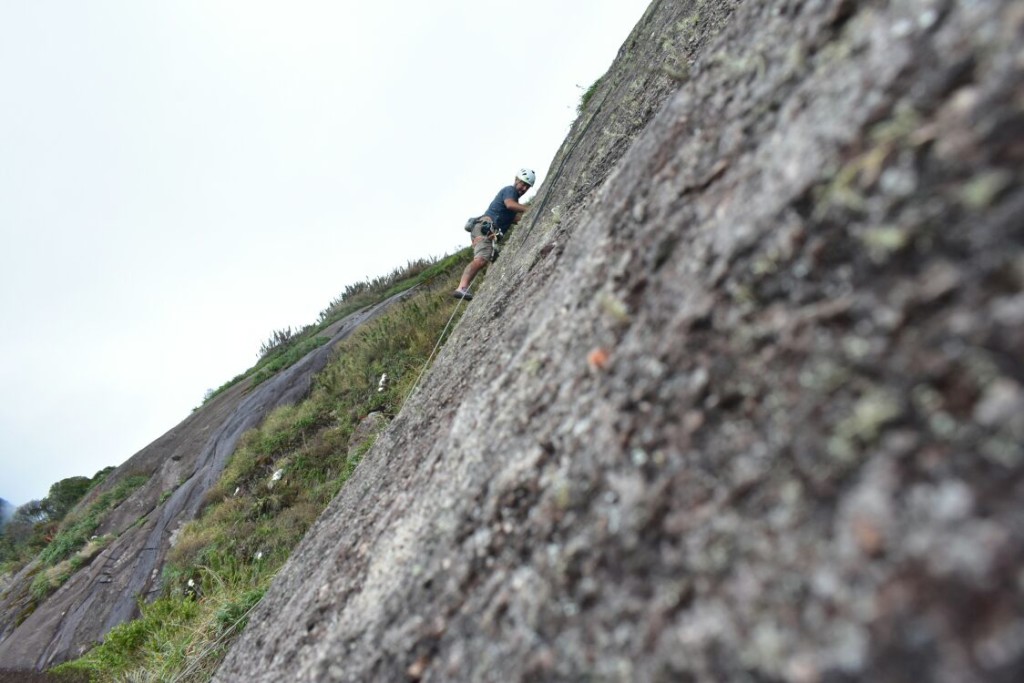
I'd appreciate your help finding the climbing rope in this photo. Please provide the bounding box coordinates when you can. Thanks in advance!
[167,576,265,683]
[402,287,469,406]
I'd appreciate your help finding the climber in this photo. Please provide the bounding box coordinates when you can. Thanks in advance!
[453,168,535,300]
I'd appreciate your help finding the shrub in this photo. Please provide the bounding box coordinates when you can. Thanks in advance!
[577,76,603,115]
[30,571,52,601]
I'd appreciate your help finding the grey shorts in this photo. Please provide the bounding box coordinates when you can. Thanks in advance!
[470,218,496,261]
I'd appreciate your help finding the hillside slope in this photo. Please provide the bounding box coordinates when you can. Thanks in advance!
[0,292,415,669]
[216,0,1024,681]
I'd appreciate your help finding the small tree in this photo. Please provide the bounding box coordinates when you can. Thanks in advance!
[46,476,92,520]
[13,499,50,525]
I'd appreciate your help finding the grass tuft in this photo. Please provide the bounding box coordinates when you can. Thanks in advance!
[577,76,603,115]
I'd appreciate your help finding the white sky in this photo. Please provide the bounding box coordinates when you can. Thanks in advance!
[0,1,652,506]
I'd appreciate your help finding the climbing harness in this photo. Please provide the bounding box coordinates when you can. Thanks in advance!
[486,229,502,263]
[467,216,502,262]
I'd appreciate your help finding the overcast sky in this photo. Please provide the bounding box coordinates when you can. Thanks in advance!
[0,1,652,506]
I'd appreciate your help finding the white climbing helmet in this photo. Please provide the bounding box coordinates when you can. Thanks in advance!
[516,168,536,186]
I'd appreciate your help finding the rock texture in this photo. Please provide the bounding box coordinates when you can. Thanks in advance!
[216,0,1024,681]
[0,293,414,669]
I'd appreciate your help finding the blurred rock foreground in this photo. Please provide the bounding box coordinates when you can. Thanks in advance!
[4,0,1024,680]
[218,0,1024,680]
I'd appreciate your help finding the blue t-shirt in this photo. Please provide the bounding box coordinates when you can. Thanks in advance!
[483,185,521,232]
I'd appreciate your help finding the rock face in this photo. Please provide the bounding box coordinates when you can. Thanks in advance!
[216,0,1024,682]
[0,293,413,669]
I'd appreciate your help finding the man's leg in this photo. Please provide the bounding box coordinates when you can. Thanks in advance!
[458,257,488,291]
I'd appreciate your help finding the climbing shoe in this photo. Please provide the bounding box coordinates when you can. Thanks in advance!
[453,289,473,301]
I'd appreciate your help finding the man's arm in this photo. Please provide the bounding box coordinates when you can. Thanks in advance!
[504,198,529,213]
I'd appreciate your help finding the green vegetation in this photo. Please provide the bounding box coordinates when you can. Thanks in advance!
[16,475,151,604]
[200,252,467,406]
[577,76,603,115]
[30,535,114,601]
[39,475,148,568]
[56,595,205,680]
[249,334,330,387]
[0,467,116,577]
[54,248,471,681]
[1,467,142,614]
